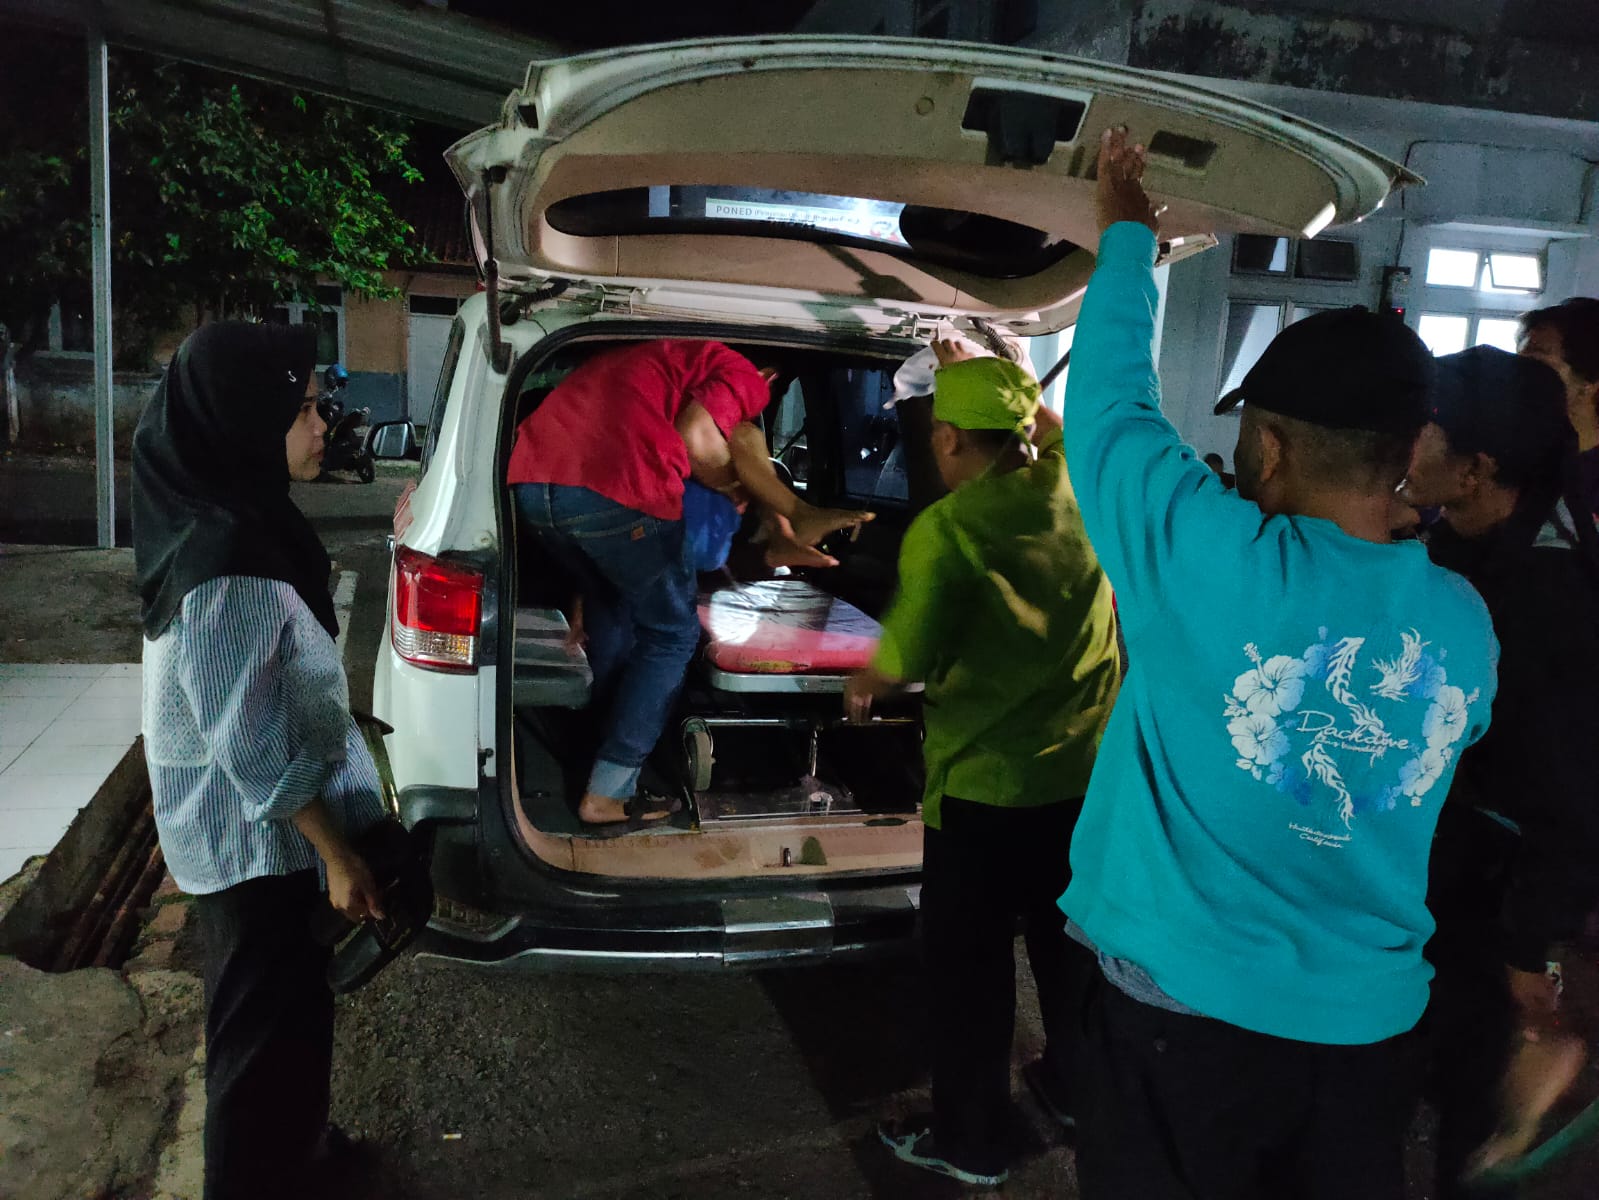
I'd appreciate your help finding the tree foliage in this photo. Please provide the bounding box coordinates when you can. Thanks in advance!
[0,33,424,366]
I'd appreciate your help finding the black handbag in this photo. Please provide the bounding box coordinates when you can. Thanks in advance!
[310,817,435,993]
[308,711,435,993]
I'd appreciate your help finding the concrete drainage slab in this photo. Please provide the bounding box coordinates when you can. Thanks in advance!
[0,741,207,1200]
[0,740,162,971]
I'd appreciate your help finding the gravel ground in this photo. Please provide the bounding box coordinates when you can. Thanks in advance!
[328,954,1080,1200]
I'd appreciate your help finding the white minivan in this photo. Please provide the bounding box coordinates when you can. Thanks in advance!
[368,35,1413,970]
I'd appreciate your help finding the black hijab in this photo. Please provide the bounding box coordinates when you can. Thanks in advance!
[133,321,339,640]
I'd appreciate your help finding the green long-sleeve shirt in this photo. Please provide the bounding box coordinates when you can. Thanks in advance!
[873,430,1121,829]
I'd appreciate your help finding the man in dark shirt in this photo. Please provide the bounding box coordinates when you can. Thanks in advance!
[1401,345,1599,1193]
[1519,297,1599,516]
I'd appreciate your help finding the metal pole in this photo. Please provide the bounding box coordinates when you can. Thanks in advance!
[88,31,114,549]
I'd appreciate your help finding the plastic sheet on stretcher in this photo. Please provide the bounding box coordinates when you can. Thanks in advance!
[697,579,880,677]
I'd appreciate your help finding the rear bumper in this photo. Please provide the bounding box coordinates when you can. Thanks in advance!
[413,880,921,973]
[399,781,922,973]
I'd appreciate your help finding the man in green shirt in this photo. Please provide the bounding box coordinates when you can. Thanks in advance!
[846,350,1122,1188]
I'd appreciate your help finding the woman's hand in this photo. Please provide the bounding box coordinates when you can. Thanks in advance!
[326,850,386,924]
[291,798,386,922]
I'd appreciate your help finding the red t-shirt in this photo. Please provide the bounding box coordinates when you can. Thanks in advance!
[506,339,770,521]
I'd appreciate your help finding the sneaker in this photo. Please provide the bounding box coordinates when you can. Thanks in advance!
[877,1118,1008,1188]
[1022,1059,1078,1132]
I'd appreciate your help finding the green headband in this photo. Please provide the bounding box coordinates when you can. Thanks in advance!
[932,356,1041,434]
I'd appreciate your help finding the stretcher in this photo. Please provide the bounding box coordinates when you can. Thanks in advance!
[685,578,920,806]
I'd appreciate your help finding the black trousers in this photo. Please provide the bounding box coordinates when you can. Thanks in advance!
[195,870,335,1200]
[1075,970,1418,1200]
[1423,807,1522,1200]
[921,794,1092,1173]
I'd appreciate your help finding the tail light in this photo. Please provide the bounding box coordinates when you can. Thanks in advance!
[392,546,483,673]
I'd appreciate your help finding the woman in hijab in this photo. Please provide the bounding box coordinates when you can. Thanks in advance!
[133,321,386,1200]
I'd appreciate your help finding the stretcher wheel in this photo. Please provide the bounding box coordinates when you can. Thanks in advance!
[682,719,715,792]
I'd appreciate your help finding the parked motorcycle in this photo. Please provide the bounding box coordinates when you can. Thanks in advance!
[315,363,375,484]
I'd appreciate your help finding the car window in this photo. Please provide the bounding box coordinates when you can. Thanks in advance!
[546,187,1077,280]
[767,378,809,494]
[815,367,907,507]
[420,316,464,474]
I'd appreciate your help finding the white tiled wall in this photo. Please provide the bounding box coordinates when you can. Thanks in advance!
[0,664,142,882]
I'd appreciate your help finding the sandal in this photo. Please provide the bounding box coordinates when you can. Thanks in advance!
[576,794,681,839]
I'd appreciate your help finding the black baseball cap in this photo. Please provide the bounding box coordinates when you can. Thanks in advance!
[1429,345,1571,482]
[1213,307,1434,434]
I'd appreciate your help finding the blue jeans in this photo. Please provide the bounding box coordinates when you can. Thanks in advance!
[512,484,700,800]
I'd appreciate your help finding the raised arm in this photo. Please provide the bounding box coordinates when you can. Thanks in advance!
[1061,128,1249,623]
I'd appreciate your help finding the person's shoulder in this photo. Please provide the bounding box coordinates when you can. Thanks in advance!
[900,496,964,557]
[970,458,1066,522]
[1416,555,1497,646]
[908,492,958,532]
[1504,544,1599,629]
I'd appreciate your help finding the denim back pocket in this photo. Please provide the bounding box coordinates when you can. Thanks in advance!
[561,506,658,543]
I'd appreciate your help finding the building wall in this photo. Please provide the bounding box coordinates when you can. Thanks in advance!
[345,292,408,376]
[13,268,478,447]
[401,270,479,302]
[342,266,480,372]
[10,356,160,453]
[798,1,1599,121]
[342,288,409,426]
[1125,1,1599,121]
[325,268,477,427]
[1157,81,1599,460]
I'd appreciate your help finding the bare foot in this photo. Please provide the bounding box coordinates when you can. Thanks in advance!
[764,515,840,569]
[577,793,672,826]
[788,503,873,549]
[564,595,587,655]
[1464,1030,1588,1178]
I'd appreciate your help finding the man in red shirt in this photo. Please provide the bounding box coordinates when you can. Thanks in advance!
[508,339,867,832]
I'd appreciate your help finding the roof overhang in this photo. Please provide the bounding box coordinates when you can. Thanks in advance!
[0,0,565,128]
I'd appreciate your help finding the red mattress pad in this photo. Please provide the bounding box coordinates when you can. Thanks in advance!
[698,579,881,674]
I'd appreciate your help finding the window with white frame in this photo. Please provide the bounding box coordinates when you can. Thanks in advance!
[268,285,346,366]
[1217,302,1328,402]
[1215,233,1364,409]
[1413,237,1547,357]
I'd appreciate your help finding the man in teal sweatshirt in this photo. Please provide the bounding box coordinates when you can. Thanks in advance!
[1060,128,1499,1199]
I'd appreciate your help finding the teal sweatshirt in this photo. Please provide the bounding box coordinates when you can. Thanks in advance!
[1059,223,1500,1045]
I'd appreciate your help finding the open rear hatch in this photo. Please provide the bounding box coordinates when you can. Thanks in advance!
[447,36,1417,335]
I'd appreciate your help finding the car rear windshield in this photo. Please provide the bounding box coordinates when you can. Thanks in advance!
[545,186,1078,280]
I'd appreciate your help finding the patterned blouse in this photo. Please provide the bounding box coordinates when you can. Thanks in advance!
[141,576,386,895]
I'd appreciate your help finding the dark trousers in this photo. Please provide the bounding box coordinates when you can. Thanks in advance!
[921,794,1092,1174]
[195,870,335,1200]
[1076,970,1418,1200]
[1423,807,1521,1199]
